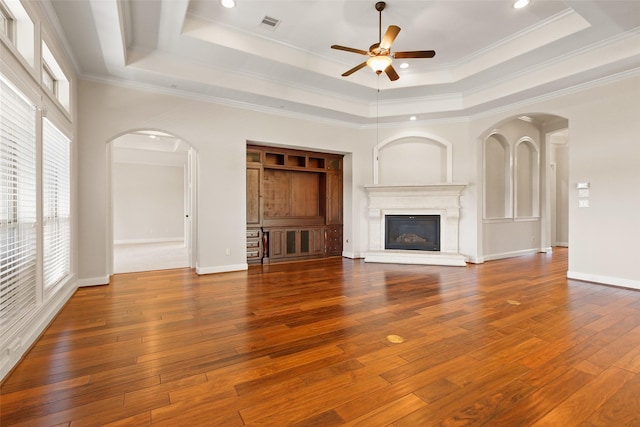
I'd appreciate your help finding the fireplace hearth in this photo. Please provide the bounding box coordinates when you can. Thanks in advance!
[385,215,440,251]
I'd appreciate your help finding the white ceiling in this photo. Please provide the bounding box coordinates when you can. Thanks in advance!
[45,0,640,125]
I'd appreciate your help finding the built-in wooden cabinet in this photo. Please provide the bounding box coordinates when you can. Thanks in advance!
[265,226,324,260]
[246,144,343,264]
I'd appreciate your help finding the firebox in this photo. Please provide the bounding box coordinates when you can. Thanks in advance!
[385,215,440,251]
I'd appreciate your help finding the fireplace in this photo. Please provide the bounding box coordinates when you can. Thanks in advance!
[385,215,440,251]
[364,184,467,266]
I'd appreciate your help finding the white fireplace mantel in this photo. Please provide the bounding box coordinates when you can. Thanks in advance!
[364,184,467,266]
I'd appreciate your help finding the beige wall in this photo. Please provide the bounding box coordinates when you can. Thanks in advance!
[76,73,640,288]
[469,74,640,288]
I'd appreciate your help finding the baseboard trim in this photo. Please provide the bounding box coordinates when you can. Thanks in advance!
[114,238,184,245]
[483,248,541,262]
[76,276,110,287]
[341,251,362,259]
[196,263,248,275]
[567,271,640,290]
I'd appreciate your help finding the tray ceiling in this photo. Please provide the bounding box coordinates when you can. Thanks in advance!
[45,0,640,124]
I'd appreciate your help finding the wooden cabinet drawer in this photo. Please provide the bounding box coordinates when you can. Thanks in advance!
[246,229,260,239]
[247,249,261,259]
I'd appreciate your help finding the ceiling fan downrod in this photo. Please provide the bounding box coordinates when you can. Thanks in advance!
[376,1,386,44]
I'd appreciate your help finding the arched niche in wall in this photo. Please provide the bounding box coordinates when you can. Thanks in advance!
[483,132,512,219]
[373,134,453,185]
[514,137,540,219]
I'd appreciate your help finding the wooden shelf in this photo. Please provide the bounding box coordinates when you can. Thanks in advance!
[264,152,285,166]
[308,157,325,169]
[286,154,306,168]
[246,144,343,264]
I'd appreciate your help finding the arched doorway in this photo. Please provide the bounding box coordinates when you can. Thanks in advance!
[479,114,568,261]
[108,130,197,274]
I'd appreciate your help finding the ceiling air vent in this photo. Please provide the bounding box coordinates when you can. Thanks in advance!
[260,15,280,30]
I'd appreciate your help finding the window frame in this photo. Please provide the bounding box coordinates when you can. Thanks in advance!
[0,1,15,42]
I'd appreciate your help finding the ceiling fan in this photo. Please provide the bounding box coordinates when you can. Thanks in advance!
[331,1,435,81]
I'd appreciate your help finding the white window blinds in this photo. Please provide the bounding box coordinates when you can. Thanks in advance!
[0,75,37,329]
[43,118,70,290]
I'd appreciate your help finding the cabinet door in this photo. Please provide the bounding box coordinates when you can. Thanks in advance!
[286,230,298,256]
[269,229,285,258]
[246,165,262,225]
[326,171,342,225]
[280,228,325,258]
[311,228,324,255]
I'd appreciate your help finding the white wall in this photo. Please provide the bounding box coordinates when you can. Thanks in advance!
[76,73,640,289]
[378,137,448,184]
[113,163,184,243]
[470,73,640,288]
[563,76,640,288]
[76,79,371,281]
[549,141,569,246]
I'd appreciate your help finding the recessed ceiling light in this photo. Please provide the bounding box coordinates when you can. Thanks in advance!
[513,0,531,9]
[400,62,409,69]
[221,0,236,8]
[409,116,417,121]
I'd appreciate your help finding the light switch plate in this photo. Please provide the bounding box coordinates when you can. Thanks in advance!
[579,199,589,208]
[578,189,590,198]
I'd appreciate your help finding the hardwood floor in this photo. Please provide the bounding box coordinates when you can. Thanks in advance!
[2,248,640,426]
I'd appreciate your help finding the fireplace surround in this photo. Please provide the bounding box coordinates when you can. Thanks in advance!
[364,184,467,266]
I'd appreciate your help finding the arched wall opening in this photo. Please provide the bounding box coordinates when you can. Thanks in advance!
[107,129,197,274]
[479,113,567,262]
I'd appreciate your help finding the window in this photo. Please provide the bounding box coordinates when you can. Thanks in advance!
[0,2,14,41]
[0,74,37,329]
[42,64,56,96]
[0,0,34,66]
[42,119,70,290]
[42,41,69,111]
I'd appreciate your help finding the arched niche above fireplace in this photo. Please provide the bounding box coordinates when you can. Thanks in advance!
[373,133,453,185]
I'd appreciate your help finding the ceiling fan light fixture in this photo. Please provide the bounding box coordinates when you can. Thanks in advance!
[367,55,392,74]
[513,0,531,9]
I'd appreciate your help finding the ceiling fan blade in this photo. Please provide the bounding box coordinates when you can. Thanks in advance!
[384,64,399,81]
[342,61,368,77]
[331,45,369,56]
[394,50,436,59]
[380,25,400,50]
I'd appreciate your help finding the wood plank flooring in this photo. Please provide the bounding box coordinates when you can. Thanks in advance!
[2,248,640,426]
